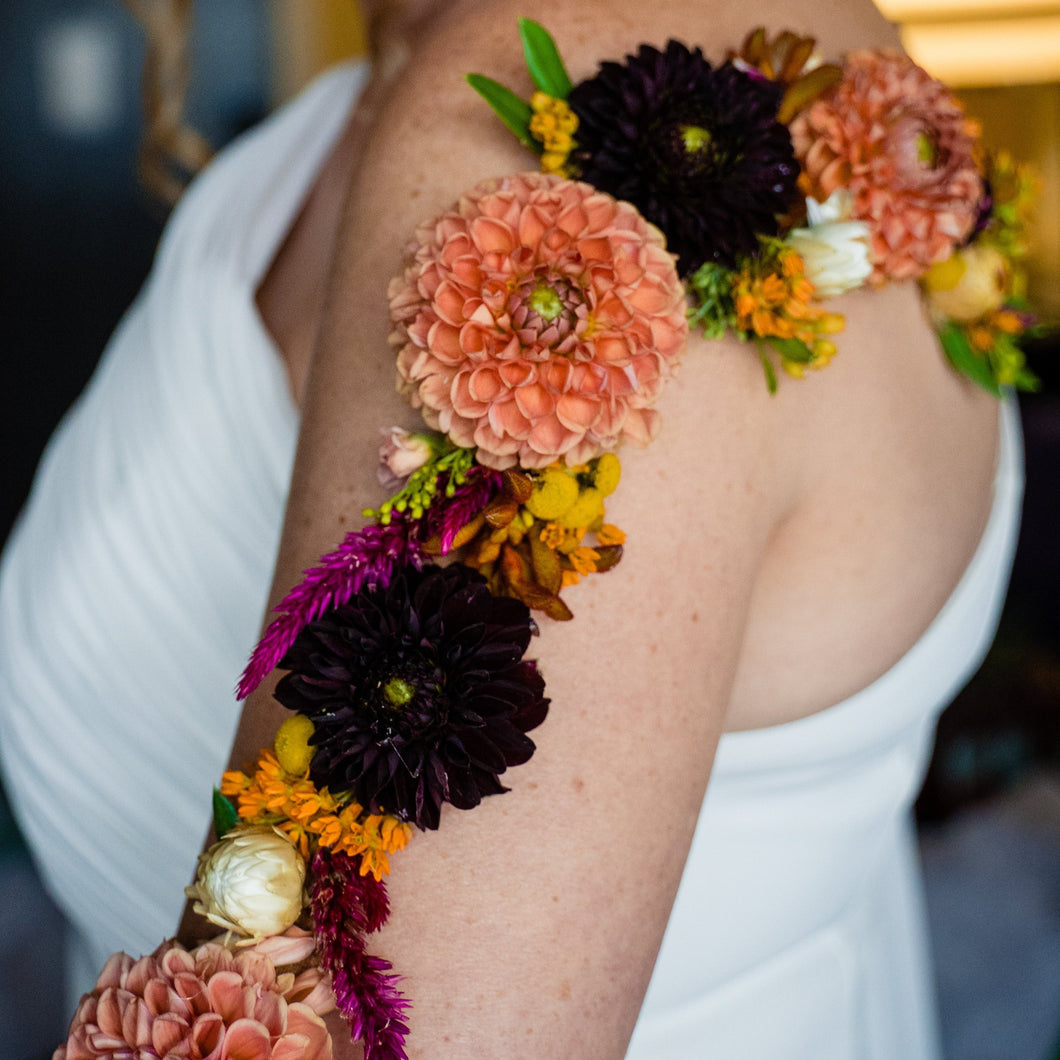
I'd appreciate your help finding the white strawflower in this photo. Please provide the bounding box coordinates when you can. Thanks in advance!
[789,191,873,297]
[186,825,306,939]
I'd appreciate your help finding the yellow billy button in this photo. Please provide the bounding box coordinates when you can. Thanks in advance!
[274,715,316,776]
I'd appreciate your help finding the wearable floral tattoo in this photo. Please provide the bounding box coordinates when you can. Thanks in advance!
[58,21,1044,1060]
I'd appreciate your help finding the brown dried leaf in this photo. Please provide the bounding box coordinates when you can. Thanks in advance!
[529,530,563,595]
[593,544,624,572]
[448,513,486,551]
[501,468,534,505]
[499,542,532,587]
[483,499,519,528]
[778,64,843,124]
[781,36,817,82]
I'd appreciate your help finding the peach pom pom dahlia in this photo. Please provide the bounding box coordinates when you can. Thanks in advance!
[55,941,333,1060]
[389,172,688,470]
[791,50,981,284]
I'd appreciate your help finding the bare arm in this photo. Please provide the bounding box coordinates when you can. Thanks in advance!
[214,1,900,1054]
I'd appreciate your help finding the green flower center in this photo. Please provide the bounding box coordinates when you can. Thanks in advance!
[528,281,565,322]
[382,676,416,709]
[679,124,712,155]
[916,131,938,168]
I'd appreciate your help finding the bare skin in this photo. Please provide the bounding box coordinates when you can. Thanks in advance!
[237,0,1000,1054]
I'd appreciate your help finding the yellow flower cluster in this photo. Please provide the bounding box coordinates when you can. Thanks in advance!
[221,748,412,881]
[733,243,844,375]
[524,456,624,587]
[530,91,578,175]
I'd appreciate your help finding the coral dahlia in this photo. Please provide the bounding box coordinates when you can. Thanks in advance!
[791,50,982,283]
[55,941,333,1059]
[275,562,549,830]
[389,172,687,470]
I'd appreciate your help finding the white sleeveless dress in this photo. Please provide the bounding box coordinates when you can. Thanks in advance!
[0,64,1023,1056]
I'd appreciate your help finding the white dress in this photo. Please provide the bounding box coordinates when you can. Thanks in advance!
[0,64,1022,1056]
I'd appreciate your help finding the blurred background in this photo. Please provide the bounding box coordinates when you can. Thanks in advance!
[0,1,1057,1057]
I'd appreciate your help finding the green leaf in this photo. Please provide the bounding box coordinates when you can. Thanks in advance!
[757,344,778,395]
[938,322,1002,397]
[518,18,573,98]
[768,336,815,364]
[212,788,239,839]
[1013,367,1041,393]
[466,74,539,151]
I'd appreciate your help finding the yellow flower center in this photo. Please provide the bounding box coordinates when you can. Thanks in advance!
[680,124,713,155]
[528,281,565,322]
[383,676,415,708]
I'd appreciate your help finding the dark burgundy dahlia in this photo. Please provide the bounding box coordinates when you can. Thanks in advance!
[275,563,548,830]
[567,40,800,273]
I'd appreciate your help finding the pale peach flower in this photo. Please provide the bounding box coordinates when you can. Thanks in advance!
[377,426,435,489]
[389,172,687,469]
[54,941,332,1059]
[922,243,1010,323]
[246,924,319,966]
[791,51,981,284]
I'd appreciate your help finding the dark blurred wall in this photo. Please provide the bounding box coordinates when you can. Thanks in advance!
[0,0,272,551]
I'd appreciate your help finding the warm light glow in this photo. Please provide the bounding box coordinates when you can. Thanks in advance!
[901,16,1060,84]
[878,0,1060,19]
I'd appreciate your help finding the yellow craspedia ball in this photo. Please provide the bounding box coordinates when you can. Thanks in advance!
[274,715,315,775]
[525,467,579,520]
[559,487,604,530]
[592,453,621,496]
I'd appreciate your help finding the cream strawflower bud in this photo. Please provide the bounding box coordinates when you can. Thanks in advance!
[186,825,306,939]
[788,193,873,298]
[806,189,855,225]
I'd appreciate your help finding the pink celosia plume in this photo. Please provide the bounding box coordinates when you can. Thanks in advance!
[238,521,423,699]
[389,172,688,470]
[311,848,409,1060]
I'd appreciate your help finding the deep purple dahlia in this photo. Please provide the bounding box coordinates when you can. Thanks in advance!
[567,40,800,273]
[275,563,548,831]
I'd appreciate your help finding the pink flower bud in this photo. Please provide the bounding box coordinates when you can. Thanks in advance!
[378,427,434,489]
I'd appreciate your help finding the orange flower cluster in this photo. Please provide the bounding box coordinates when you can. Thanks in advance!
[222,750,412,881]
[732,241,845,374]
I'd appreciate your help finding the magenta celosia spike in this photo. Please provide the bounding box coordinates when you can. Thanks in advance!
[237,521,423,699]
[311,849,410,1060]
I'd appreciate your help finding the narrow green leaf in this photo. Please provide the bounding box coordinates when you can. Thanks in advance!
[212,787,239,839]
[768,336,815,364]
[466,74,539,151]
[938,322,1001,397]
[757,344,778,395]
[518,18,573,98]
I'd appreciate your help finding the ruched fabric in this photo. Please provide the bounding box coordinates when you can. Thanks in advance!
[0,63,1022,1056]
[0,64,368,1005]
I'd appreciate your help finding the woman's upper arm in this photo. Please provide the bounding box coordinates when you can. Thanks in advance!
[250,2,797,1054]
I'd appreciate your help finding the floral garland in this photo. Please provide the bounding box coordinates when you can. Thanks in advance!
[58,22,1044,1060]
